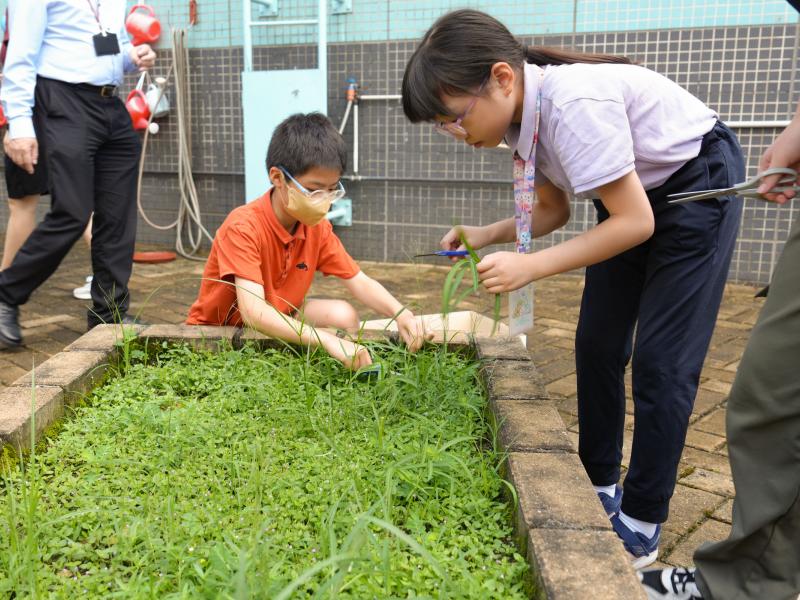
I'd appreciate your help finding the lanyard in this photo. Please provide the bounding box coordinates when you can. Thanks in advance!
[508,70,543,336]
[512,71,543,253]
[86,0,105,33]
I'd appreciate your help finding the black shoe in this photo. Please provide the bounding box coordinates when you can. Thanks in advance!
[639,567,704,600]
[0,300,23,349]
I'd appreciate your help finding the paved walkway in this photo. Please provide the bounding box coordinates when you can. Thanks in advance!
[2,245,762,569]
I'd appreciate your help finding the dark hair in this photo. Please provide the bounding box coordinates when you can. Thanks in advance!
[402,9,632,123]
[266,112,347,176]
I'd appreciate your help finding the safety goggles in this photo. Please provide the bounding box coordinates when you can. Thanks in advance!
[279,167,346,203]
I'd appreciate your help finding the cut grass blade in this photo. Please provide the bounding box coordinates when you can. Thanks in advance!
[438,230,503,334]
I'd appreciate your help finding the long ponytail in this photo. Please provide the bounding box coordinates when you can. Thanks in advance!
[524,46,632,67]
[402,9,632,123]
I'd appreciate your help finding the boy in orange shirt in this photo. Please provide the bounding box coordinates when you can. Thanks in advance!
[187,113,427,369]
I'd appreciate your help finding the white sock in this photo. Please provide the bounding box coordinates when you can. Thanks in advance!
[619,510,658,538]
[594,484,617,497]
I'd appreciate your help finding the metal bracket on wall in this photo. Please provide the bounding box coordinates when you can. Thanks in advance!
[331,0,352,14]
[253,0,278,18]
[326,198,352,227]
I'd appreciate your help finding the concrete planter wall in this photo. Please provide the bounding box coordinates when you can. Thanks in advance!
[0,323,644,599]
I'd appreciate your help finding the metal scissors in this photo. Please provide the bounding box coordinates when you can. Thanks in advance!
[667,167,800,204]
[413,250,470,258]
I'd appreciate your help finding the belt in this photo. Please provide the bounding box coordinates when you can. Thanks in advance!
[73,82,119,97]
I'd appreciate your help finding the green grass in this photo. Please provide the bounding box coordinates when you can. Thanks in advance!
[0,342,529,598]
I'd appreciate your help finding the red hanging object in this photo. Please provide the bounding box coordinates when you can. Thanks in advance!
[125,88,151,130]
[189,0,198,26]
[125,4,162,46]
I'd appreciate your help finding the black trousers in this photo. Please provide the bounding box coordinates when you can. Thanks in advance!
[0,77,141,327]
[575,122,745,523]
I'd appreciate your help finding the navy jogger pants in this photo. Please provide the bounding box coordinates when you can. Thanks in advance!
[575,121,745,523]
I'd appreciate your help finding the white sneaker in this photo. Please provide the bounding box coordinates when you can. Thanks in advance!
[73,275,93,300]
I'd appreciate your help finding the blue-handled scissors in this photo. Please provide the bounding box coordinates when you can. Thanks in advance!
[667,167,800,205]
[414,250,470,258]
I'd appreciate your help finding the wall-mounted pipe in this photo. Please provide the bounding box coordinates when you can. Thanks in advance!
[250,19,318,27]
[318,0,327,87]
[353,102,359,175]
[727,120,791,128]
[360,94,401,101]
[338,100,352,134]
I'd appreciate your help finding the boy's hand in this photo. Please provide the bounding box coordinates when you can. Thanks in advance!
[440,225,492,260]
[321,332,372,370]
[477,251,536,293]
[396,311,431,352]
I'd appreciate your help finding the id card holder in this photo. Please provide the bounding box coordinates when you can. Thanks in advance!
[508,283,534,337]
[92,32,120,56]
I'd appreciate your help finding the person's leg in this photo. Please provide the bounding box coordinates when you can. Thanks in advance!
[86,98,141,327]
[298,298,360,331]
[1,195,38,270]
[623,124,744,525]
[0,79,97,309]
[82,213,93,247]
[71,214,94,301]
[575,200,647,493]
[624,200,741,526]
[2,150,49,271]
[692,213,800,600]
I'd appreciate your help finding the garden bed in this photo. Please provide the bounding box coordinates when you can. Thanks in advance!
[0,323,644,599]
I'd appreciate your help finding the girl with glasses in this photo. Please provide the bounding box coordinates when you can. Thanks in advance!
[402,9,745,568]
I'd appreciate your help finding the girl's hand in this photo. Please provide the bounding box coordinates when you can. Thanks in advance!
[440,225,492,258]
[477,251,536,293]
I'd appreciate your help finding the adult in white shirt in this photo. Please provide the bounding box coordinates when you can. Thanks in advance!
[0,0,156,347]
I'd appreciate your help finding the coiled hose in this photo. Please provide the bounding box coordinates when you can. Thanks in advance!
[136,28,213,260]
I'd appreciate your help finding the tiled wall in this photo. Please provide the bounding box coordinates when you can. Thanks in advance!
[4,1,792,47]
[46,0,795,48]
[0,4,798,284]
[130,23,799,283]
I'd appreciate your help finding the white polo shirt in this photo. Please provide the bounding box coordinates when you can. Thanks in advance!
[504,62,718,199]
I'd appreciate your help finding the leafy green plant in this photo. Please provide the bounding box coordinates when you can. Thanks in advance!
[0,343,528,598]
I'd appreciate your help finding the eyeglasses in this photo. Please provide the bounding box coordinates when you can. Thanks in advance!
[433,79,488,140]
[279,167,346,203]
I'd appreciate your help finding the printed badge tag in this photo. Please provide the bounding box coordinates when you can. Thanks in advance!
[509,285,534,336]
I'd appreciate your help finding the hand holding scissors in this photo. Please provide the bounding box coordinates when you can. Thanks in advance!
[667,167,799,204]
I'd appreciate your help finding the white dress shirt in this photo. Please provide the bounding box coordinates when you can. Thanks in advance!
[1,0,137,139]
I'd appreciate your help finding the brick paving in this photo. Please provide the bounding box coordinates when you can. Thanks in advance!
[2,244,763,569]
